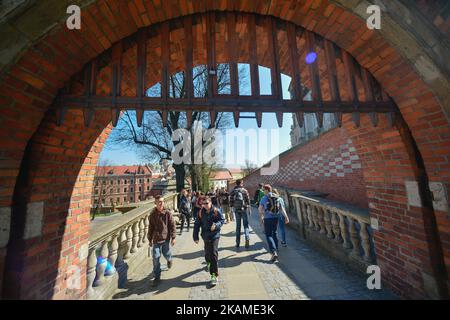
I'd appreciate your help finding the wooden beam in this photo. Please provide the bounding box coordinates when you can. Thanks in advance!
[342,50,360,127]
[186,111,193,129]
[361,68,378,126]
[324,39,342,127]
[111,108,120,127]
[206,12,217,98]
[83,108,94,127]
[295,112,304,128]
[136,29,147,127]
[248,14,261,128]
[161,22,170,101]
[305,31,323,128]
[111,41,122,127]
[161,110,168,127]
[209,110,217,126]
[256,112,262,128]
[233,111,240,127]
[266,17,282,99]
[286,23,303,103]
[276,112,283,127]
[227,12,239,97]
[184,16,193,100]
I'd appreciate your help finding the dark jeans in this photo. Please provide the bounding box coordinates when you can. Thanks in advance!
[235,210,249,246]
[264,218,279,254]
[152,240,172,279]
[180,212,191,233]
[278,214,286,243]
[204,238,219,276]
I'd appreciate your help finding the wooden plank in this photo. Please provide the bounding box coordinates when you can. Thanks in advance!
[276,112,283,127]
[305,31,323,128]
[111,108,120,127]
[361,68,378,126]
[233,111,240,127]
[324,40,342,127]
[227,12,239,96]
[161,22,170,101]
[184,16,193,100]
[295,112,304,128]
[266,17,282,99]
[248,14,260,97]
[342,50,360,127]
[209,110,217,126]
[136,29,147,127]
[161,110,168,127]
[286,23,303,103]
[186,111,193,129]
[256,112,262,128]
[206,12,217,98]
[136,109,144,127]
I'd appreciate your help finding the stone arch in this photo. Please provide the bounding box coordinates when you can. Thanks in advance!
[0,1,449,299]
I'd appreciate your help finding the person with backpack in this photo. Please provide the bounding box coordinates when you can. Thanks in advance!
[219,187,232,223]
[253,183,265,207]
[230,179,251,249]
[272,188,290,247]
[258,184,281,262]
[179,189,192,234]
[193,196,225,287]
[207,188,219,207]
[147,195,176,287]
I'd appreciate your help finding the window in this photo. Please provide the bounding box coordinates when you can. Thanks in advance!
[117,180,120,185]
[139,179,142,184]
[102,190,106,195]
[147,179,150,183]
[130,197,134,202]
[117,188,120,193]
[124,180,127,184]
[139,187,142,192]
[124,197,127,202]
[131,179,134,184]
[116,197,120,203]
[95,189,98,195]
[147,186,150,191]
[103,180,106,185]
[124,188,127,193]
[110,180,113,185]
[102,199,105,205]
[130,187,134,192]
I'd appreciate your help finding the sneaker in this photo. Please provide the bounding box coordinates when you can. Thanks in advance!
[245,239,250,249]
[167,260,173,269]
[270,252,278,262]
[281,242,287,247]
[235,243,240,249]
[210,273,217,286]
[151,278,161,287]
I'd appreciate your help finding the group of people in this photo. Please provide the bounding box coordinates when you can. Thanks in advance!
[146,179,290,287]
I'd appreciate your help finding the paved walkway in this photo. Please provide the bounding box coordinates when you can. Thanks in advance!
[111,208,397,300]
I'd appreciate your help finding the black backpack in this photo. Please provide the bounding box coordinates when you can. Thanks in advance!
[266,194,281,216]
[233,189,245,211]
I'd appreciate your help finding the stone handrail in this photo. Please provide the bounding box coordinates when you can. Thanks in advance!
[86,192,178,299]
[276,187,375,268]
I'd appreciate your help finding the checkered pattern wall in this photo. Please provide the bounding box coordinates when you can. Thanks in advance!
[264,139,362,184]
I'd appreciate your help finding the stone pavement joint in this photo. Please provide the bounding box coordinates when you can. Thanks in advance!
[111,208,398,300]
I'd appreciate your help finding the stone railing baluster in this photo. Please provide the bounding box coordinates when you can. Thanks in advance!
[117,228,128,265]
[312,205,320,231]
[137,218,145,248]
[94,240,109,287]
[338,213,351,249]
[359,220,372,262]
[318,206,326,235]
[331,211,342,243]
[349,218,361,257]
[142,215,149,245]
[323,208,334,239]
[86,246,97,298]
[307,204,314,229]
[131,221,139,253]
[108,234,119,275]
[124,225,133,259]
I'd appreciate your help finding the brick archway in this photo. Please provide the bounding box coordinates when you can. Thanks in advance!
[0,1,449,299]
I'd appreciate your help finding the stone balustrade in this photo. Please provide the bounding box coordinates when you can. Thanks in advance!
[87,192,178,299]
[275,187,375,272]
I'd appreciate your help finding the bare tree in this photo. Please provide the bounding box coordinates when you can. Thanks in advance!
[107,64,249,191]
[92,159,115,221]
[242,159,258,177]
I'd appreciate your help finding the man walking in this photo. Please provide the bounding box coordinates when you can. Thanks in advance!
[259,184,281,262]
[219,187,232,223]
[230,179,251,249]
[179,189,191,234]
[253,183,265,206]
[193,196,225,286]
[147,195,176,287]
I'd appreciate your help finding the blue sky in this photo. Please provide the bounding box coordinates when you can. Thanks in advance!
[100,66,294,168]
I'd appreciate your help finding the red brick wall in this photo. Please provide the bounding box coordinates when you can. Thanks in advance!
[0,1,449,300]
[243,126,368,209]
